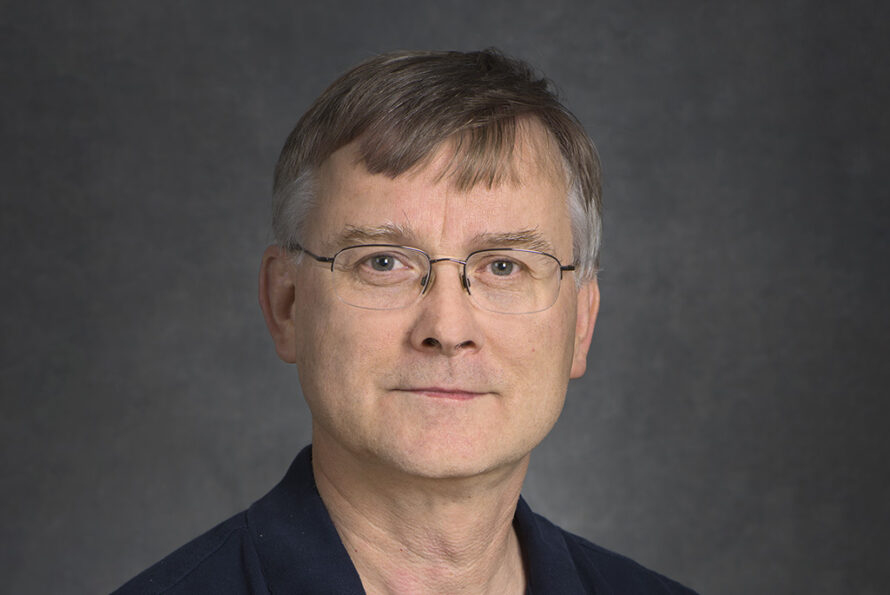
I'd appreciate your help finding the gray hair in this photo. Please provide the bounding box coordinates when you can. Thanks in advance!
[272,49,602,281]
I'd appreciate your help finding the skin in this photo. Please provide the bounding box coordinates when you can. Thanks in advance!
[259,121,599,594]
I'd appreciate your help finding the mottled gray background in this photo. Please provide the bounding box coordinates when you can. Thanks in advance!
[2,1,888,593]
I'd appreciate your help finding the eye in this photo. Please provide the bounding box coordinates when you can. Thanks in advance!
[355,250,414,275]
[370,254,399,271]
[489,260,515,276]
[471,253,529,283]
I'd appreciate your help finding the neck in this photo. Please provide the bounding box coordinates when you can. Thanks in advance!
[311,432,529,595]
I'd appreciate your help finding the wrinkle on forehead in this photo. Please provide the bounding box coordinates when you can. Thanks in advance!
[313,118,573,258]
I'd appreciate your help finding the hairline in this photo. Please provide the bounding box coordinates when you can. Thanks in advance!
[271,50,602,284]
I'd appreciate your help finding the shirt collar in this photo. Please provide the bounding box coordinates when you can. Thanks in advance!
[248,446,364,593]
[514,495,589,594]
[248,445,587,594]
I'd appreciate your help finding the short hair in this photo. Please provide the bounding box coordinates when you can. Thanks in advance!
[273,49,602,280]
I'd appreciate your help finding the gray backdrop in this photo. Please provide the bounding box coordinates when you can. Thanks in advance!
[2,1,888,593]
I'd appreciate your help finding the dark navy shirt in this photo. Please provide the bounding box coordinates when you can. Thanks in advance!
[114,446,697,594]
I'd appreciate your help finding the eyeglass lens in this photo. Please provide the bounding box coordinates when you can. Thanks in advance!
[330,245,563,314]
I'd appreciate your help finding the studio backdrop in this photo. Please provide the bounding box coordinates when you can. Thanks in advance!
[2,1,888,593]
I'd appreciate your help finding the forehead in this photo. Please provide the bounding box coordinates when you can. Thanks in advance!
[309,121,572,254]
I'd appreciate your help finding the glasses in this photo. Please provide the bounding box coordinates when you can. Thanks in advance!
[290,242,575,314]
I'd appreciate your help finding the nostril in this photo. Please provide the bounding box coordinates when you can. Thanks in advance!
[422,337,441,348]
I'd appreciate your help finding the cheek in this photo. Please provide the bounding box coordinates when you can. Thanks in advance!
[292,277,347,400]
[524,301,577,355]
[293,284,403,401]
[293,308,365,435]
[488,310,576,398]
[523,302,579,387]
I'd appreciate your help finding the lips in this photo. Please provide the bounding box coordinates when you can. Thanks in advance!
[397,387,487,401]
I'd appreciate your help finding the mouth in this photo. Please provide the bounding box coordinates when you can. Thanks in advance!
[396,387,488,401]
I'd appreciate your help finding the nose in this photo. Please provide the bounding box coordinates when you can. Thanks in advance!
[422,257,471,294]
[409,259,483,356]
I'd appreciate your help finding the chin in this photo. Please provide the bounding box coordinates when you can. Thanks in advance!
[368,433,536,482]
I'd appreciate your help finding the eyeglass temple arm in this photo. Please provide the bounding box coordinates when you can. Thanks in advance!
[287,242,335,264]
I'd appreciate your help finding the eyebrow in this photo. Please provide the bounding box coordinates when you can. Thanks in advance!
[329,225,555,254]
[469,229,555,254]
[331,223,418,248]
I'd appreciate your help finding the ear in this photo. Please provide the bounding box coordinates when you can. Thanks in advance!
[259,245,298,363]
[569,279,600,379]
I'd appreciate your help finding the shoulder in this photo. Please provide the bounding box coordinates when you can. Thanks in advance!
[112,511,266,595]
[525,507,699,595]
[557,523,698,594]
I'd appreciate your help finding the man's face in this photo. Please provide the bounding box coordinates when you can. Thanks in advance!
[286,124,597,479]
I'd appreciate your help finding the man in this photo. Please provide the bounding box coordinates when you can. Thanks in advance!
[116,49,697,594]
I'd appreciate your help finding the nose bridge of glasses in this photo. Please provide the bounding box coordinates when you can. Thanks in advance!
[422,257,471,295]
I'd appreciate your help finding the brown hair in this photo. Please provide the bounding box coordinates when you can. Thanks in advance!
[273,49,602,279]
